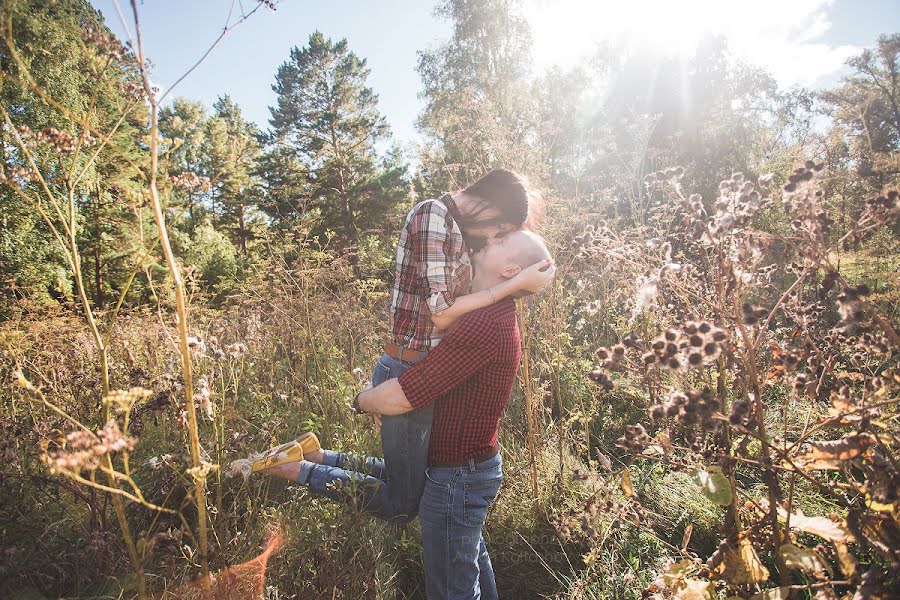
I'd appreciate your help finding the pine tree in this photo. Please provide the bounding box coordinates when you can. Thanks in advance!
[159,98,210,226]
[267,31,406,274]
[206,95,262,258]
[0,0,146,308]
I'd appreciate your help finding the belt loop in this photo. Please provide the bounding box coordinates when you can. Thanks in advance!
[467,458,475,471]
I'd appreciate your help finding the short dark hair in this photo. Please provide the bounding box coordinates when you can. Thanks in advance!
[458,168,534,229]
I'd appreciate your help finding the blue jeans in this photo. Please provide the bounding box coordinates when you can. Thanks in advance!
[419,452,503,600]
[299,352,435,523]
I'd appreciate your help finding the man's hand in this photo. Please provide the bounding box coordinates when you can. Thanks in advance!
[371,413,382,432]
[511,258,556,293]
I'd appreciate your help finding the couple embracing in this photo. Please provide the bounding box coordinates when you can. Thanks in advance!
[256,168,555,599]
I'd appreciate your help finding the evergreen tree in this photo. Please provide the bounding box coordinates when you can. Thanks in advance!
[0,0,146,309]
[268,31,406,274]
[159,98,210,226]
[820,34,900,193]
[206,95,263,257]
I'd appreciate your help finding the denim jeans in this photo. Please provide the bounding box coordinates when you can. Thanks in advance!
[419,452,503,600]
[299,352,435,523]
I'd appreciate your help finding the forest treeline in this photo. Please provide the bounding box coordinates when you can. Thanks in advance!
[2,0,896,312]
[1,0,898,598]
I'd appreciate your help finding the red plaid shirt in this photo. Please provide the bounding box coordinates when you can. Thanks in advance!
[389,194,471,351]
[398,298,521,464]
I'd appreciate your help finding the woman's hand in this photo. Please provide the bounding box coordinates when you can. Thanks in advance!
[511,258,556,293]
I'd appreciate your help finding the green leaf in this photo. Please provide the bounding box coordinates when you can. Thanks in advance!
[692,465,733,506]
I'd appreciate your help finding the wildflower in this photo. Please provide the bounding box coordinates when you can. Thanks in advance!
[84,26,130,59]
[187,336,206,354]
[103,387,153,413]
[742,303,768,326]
[588,368,614,391]
[117,80,146,102]
[836,284,871,328]
[186,461,218,483]
[34,127,78,154]
[46,419,136,473]
[194,377,214,420]
[170,172,212,193]
[617,423,651,452]
[225,342,247,359]
[630,275,659,321]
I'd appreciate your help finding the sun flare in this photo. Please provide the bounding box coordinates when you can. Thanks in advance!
[524,0,858,86]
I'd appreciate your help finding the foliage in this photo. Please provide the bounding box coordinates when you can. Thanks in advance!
[569,165,898,597]
[268,31,409,273]
[0,1,897,599]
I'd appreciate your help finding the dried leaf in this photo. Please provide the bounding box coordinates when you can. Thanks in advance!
[833,541,858,578]
[795,433,873,468]
[594,450,612,472]
[658,431,673,454]
[779,543,829,577]
[681,523,694,552]
[787,512,853,542]
[715,537,770,585]
[814,588,839,600]
[750,587,791,600]
[674,578,714,600]
[864,493,895,514]
[692,466,733,506]
[662,559,695,588]
[621,469,634,497]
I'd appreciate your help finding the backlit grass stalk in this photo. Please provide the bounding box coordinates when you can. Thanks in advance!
[127,1,210,579]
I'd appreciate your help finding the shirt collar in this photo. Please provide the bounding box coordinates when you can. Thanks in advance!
[440,192,463,224]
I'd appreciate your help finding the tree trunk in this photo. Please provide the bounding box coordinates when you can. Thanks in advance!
[94,182,104,308]
[238,202,247,257]
[337,167,360,278]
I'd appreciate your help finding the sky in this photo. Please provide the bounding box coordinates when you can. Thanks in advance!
[89,0,899,153]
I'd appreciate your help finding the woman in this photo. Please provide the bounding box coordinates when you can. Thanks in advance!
[261,168,555,522]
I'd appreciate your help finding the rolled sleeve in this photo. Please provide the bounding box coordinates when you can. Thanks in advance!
[427,290,454,316]
[413,201,459,316]
[398,312,498,410]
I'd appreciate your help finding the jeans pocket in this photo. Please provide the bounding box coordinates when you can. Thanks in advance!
[425,467,452,488]
[420,470,452,520]
[463,476,501,526]
[371,359,392,386]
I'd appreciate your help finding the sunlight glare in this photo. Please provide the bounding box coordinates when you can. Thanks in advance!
[525,0,859,87]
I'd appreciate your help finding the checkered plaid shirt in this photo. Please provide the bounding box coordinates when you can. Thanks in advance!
[398,298,521,464]
[388,193,471,351]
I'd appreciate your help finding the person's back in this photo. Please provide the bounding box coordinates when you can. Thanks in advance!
[397,298,521,466]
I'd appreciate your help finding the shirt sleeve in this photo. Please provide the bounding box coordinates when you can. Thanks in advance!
[411,200,460,316]
[398,311,497,410]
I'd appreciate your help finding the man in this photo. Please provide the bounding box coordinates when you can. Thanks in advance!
[267,230,553,599]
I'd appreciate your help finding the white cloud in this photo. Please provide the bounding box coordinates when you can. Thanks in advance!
[523,0,860,88]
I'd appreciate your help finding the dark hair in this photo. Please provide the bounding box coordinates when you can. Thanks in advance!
[457,168,536,230]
